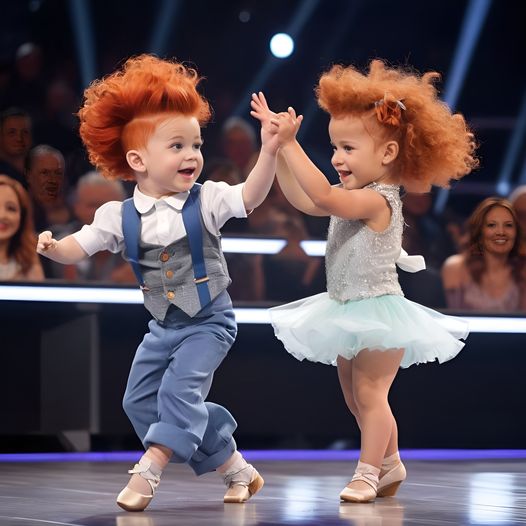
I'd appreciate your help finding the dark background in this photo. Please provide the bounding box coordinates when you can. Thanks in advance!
[1,0,526,205]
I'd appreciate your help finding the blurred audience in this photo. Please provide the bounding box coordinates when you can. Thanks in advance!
[260,208,324,302]
[25,144,71,231]
[220,117,258,177]
[4,43,47,122]
[441,197,526,312]
[0,174,44,281]
[49,171,134,283]
[202,158,264,300]
[402,192,456,269]
[0,107,32,186]
[249,179,325,302]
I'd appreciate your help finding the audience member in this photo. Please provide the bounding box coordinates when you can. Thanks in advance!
[220,116,258,177]
[25,144,71,231]
[4,43,47,121]
[0,174,44,281]
[509,185,526,254]
[441,197,526,312]
[49,171,135,283]
[0,107,32,186]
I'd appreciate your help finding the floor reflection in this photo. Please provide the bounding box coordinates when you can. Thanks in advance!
[469,472,515,524]
[339,500,405,526]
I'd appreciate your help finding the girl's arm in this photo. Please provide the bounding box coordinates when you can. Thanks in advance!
[277,109,387,221]
[241,92,278,210]
[250,92,327,216]
[37,231,88,264]
[276,152,328,216]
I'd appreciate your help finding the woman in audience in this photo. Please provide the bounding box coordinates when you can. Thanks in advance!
[441,197,526,311]
[0,174,44,280]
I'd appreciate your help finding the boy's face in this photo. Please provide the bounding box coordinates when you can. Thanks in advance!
[135,115,204,198]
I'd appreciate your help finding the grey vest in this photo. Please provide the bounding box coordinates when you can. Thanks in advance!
[138,226,231,321]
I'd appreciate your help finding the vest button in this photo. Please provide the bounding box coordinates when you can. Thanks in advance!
[160,252,170,262]
[166,290,175,300]
[166,270,174,279]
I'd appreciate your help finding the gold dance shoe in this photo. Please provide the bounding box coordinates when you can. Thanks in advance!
[116,458,161,512]
[223,465,264,503]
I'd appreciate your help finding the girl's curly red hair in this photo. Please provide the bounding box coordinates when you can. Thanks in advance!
[78,54,211,181]
[316,60,478,192]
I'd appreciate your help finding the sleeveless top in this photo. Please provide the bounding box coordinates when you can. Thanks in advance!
[325,182,404,303]
[447,280,520,312]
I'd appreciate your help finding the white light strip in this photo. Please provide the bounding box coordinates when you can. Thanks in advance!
[300,240,327,256]
[0,285,143,304]
[462,316,526,334]
[1,286,526,332]
[221,237,287,254]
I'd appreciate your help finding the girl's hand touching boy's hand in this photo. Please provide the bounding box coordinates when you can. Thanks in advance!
[37,230,58,254]
[250,92,280,155]
[273,107,303,146]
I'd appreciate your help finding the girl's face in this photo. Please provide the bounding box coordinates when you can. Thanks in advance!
[0,185,22,243]
[329,116,395,190]
[481,206,516,256]
[134,115,204,198]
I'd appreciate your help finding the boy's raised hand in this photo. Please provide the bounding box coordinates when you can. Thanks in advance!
[250,92,279,155]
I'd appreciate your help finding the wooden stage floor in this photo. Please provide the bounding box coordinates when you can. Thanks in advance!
[1,457,526,525]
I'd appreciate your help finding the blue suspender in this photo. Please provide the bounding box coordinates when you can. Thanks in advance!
[121,198,146,290]
[181,185,212,307]
[121,184,211,308]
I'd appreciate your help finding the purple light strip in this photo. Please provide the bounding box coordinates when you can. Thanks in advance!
[1,449,526,463]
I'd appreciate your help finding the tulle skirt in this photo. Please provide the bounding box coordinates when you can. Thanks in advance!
[269,292,469,368]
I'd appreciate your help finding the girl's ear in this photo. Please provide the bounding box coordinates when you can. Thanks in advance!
[126,150,147,173]
[382,141,399,166]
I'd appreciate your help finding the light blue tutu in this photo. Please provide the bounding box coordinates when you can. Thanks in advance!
[269,293,469,368]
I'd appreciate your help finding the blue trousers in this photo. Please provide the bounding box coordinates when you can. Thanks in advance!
[122,291,238,475]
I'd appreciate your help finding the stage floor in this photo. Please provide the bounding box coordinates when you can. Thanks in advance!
[1,458,525,525]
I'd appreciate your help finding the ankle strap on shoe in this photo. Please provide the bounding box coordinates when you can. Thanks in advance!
[224,464,254,488]
[128,458,161,490]
[351,465,379,491]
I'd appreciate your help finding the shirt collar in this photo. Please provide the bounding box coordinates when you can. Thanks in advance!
[133,185,190,213]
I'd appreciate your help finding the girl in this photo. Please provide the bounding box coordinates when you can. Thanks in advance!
[252,60,478,503]
[37,55,278,511]
[442,197,526,311]
[0,174,44,280]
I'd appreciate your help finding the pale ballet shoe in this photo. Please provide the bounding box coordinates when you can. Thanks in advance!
[377,461,406,497]
[340,464,379,503]
[223,464,264,503]
[116,458,161,512]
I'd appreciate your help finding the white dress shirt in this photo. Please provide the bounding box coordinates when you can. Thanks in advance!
[73,181,247,256]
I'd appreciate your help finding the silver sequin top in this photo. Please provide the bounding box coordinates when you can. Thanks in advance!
[325,182,404,303]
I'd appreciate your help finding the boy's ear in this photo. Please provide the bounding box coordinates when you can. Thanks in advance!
[382,141,399,165]
[126,150,147,173]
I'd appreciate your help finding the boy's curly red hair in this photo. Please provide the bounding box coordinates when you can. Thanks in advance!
[316,60,478,192]
[78,54,211,181]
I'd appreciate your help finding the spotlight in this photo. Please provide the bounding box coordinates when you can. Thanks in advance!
[270,33,294,58]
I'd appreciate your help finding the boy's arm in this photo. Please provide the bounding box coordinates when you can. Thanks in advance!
[242,92,279,210]
[37,231,88,264]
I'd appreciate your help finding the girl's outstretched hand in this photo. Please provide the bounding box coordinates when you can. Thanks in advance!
[250,92,280,155]
[274,107,303,146]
